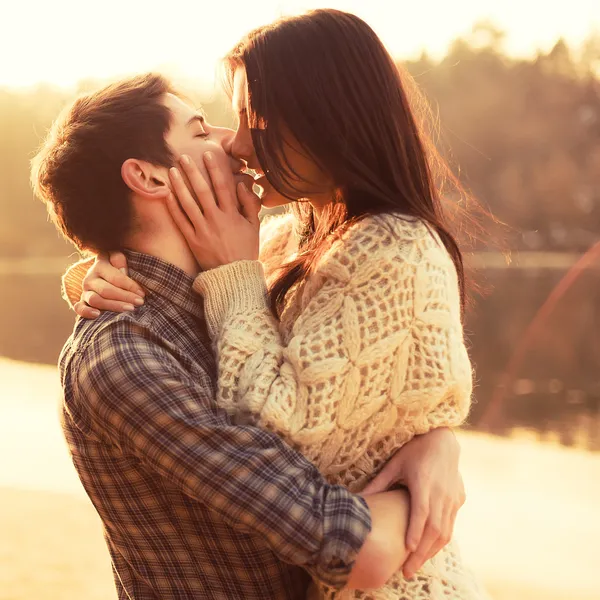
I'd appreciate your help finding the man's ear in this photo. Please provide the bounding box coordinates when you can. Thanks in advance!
[121,158,170,200]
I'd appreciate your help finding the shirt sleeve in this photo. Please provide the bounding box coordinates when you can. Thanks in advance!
[70,319,371,589]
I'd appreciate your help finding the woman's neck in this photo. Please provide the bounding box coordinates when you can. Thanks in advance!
[307,192,334,223]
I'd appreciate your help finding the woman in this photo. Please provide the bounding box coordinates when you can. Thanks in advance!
[64,9,486,600]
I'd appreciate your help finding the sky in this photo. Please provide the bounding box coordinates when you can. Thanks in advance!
[3,0,599,89]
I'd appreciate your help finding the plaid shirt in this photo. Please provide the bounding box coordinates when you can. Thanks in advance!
[59,251,371,600]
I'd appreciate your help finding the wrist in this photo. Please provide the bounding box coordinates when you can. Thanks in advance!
[349,490,410,589]
[193,260,270,338]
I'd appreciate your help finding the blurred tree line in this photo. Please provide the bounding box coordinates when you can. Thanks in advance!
[1,23,599,257]
[406,22,600,251]
[1,23,599,447]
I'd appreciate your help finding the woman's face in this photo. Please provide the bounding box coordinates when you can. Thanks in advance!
[227,68,332,210]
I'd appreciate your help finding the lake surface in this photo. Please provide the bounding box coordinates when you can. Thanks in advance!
[1,253,599,450]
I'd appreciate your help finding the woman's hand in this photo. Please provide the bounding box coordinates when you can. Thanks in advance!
[361,427,465,578]
[166,152,261,271]
[73,252,145,319]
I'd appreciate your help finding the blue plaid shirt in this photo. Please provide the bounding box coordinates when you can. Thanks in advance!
[59,251,371,599]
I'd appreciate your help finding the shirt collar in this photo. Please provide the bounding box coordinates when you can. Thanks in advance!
[123,250,204,320]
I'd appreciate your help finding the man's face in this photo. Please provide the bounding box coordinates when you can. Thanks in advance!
[162,93,245,186]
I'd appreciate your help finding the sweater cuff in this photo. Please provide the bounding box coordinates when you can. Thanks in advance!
[62,257,95,309]
[193,260,270,339]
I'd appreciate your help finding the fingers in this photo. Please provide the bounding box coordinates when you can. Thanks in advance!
[405,490,428,553]
[91,260,145,298]
[108,251,129,275]
[81,290,136,313]
[237,182,261,227]
[73,301,100,320]
[82,278,142,308]
[201,151,237,213]
[424,504,453,563]
[360,479,386,496]
[166,192,201,244]
[169,166,209,229]
[178,153,223,215]
[422,479,466,562]
[361,463,394,496]
[403,496,446,579]
[403,524,439,579]
[402,491,436,579]
[363,444,406,495]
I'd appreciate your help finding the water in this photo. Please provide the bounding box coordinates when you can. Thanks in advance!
[1,254,599,450]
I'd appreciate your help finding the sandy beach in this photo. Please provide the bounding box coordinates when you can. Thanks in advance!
[1,357,599,600]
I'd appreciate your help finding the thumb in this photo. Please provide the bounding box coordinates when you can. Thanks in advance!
[361,465,395,495]
[109,251,129,275]
[362,448,409,494]
[237,182,261,227]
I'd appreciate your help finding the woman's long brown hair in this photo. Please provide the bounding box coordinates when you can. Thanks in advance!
[225,9,479,318]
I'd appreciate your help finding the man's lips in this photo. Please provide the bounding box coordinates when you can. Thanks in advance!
[252,174,270,198]
[233,171,257,191]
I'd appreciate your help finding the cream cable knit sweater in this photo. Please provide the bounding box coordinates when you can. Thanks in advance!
[62,212,485,600]
[193,213,484,600]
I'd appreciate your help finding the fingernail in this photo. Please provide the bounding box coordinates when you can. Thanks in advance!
[170,167,180,179]
[119,267,128,275]
[134,297,145,306]
[204,151,214,162]
[123,304,135,311]
[90,309,100,318]
[181,154,191,165]
[136,289,145,297]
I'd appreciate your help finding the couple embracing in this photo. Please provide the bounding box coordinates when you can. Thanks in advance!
[32,9,487,600]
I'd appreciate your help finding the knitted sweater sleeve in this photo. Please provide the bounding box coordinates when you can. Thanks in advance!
[195,217,473,470]
[57,213,293,313]
[61,257,95,309]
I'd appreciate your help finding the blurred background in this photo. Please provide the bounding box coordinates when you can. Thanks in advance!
[1,1,599,599]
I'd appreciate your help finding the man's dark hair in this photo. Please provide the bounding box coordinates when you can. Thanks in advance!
[31,73,176,252]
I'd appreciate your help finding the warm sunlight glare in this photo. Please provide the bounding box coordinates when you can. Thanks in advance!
[4,0,600,89]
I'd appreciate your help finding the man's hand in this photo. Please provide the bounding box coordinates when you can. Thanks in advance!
[361,428,465,579]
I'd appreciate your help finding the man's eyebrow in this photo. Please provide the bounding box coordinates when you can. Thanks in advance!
[186,114,206,126]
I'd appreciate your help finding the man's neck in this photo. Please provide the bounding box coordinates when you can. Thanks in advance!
[126,232,200,278]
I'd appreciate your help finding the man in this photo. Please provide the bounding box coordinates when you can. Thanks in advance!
[31,74,464,599]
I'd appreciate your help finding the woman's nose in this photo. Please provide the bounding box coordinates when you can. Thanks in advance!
[230,133,254,161]
[221,132,235,156]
